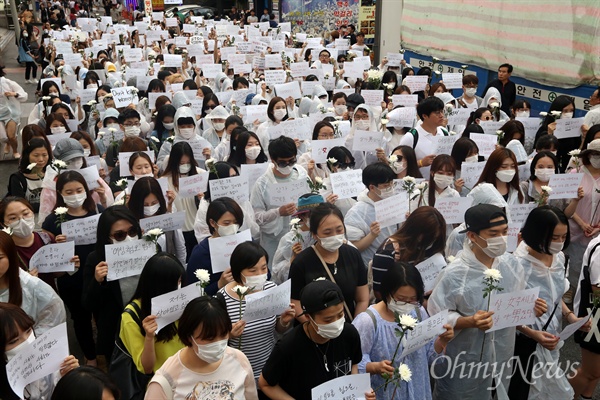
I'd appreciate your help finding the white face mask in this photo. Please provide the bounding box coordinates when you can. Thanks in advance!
[465,154,479,163]
[83,148,91,157]
[216,223,239,237]
[376,186,394,199]
[388,299,417,316]
[354,120,370,130]
[143,203,161,217]
[535,168,554,182]
[434,174,454,189]
[562,112,573,119]
[179,163,192,174]
[50,126,67,134]
[391,161,406,174]
[311,316,345,339]
[334,105,347,116]
[273,109,287,121]
[63,192,87,208]
[475,235,507,258]
[192,338,228,364]
[464,87,477,98]
[5,330,36,361]
[516,110,530,118]
[134,173,153,181]
[245,146,261,160]
[495,169,516,183]
[213,122,225,131]
[318,234,345,252]
[179,128,195,139]
[67,158,84,170]
[9,216,36,238]
[124,126,141,138]
[548,241,564,255]
[163,122,174,130]
[276,164,294,176]
[589,155,600,169]
[87,83,98,89]
[243,273,268,289]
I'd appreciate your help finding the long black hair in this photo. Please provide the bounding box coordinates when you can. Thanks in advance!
[95,205,142,259]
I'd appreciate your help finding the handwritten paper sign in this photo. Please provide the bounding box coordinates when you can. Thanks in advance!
[110,86,139,108]
[7,323,69,398]
[163,54,183,68]
[241,163,270,184]
[386,52,404,66]
[386,107,417,128]
[470,133,498,158]
[404,75,428,92]
[442,73,463,89]
[268,179,310,206]
[435,197,473,224]
[201,64,223,79]
[516,117,540,146]
[178,171,210,198]
[374,192,409,228]
[461,161,486,189]
[361,90,384,107]
[447,108,472,127]
[311,138,346,164]
[432,135,460,155]
[106,238,156,281]
[554,117,585,139]
[508,203,536,227]
[123,47,143,62]
[140,211,186,233]
[352,130,384,152]
[487,286,540,333]
[62,214,100,245]
[209,175,250,204]
[269,118,312,141]
[152,284,202,333]
[547,173,584,199]
[343,61,365,79]
[209,229,252,273]
[558,314,590,340]
[30,242,75,273]
[242,280,291,322]
[311,373,371,400]
[479,121,505,135]
[47,132,71,148]
[291,61,311,78]
[264,54,282,68]
[77,166,101,190]
[244,105,269,123]
[401,309,448,357]
[274,81,302,99]
[391,94,418,108]
[264,70,287,86]
[415,253,447,292]
[506,222,521,253]
[330,169,365,199]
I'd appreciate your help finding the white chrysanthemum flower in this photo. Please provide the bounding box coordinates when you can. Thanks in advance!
[115,178,128,187]
[550,110,562,117]
[232,285,250,295]
[55,207,69,215]
[315,177,323,184]
[53,160,67,168]
[87,100,97,105]
[539,112,548,117]
[381,118,389,125]
[2,227,13,235]
[206,158,216,167]
[290,218,301,225]
[541,186,552,193]
[150,136,160,143]
[483,268,502,282]
[415,182,427,190]
[447,255,456,263]
[27,163,37,171]
[568,149,581,156]
[194,269,210,283]
[113,199,125,205]
[389,155,398,163]
[402,176,416,183]
[146,228,163,236]
[328,157,338,164]
[398,314,418,330]
[399,363,412,382]
[42,96,51,101]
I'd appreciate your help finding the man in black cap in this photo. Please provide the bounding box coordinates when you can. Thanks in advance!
[259,280,375,400]
[346,93,364,121]
[427,204,546,399]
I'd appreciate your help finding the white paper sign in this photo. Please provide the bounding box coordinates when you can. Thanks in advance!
[140,211,186,233]
[163,54,183,68]
[361,90,384,107]
[415,253,447,292]
[558,314,590,340]
[434,197,473,224]
[343,61,365,79]
[240,163,270,184]
[479,121,505,135]
[244,105,269,123]
[78,166,101,190]
[310,138,347,164]
[6,323,69,398]
[30,242,75,273]
[386,52,404,66]
[201,64,223,79]
[508,203,537,227]
[47,132,71,148]
[386,107,417,128]
[547,173,584,199]
[554,117,585,139]
[487,286,540,332]
[264,70,287,86]
[311,374,371,400]
[269,118,312,141]
[352,130,384,152]
[447,108,472,127]
[391,94,418,108]
[470,133,498,158]
[209,175,250,204]
[106,238,157,281]
[374,192,409,228]
[264,54,283,68]
[401,309,448,357]
[152,284,202,333]
[461,161,486,189]
[62,214,100,245]
[274,81,302,99]
[404,75,428,92]
[178,171,210,198]
[330,169,365,199]
[442,73,463,89]
[268,179,311,206]
[110,86,139,108]
[208,229,252,273]
[242,280,291,322]
[290,61,311,78]
[506,222,521,253]
[432,135,460,155]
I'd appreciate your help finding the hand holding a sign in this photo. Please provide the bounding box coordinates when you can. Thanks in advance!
[59,355,80,376]
[93,179,108,206]
[421,154,436,167]
[454,178,465,193]
[278,303,296,331]
[142,315,158,337]
[278,203,297,216]
[434,324,455,352]
[95,261,109,283]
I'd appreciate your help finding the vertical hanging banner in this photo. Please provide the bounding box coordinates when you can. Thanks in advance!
[358,0,375,40]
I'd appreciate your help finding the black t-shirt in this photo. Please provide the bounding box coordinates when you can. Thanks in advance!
[261,323,362,400]
[290,244,367,317]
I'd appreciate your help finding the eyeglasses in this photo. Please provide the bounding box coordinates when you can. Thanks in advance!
[393,296,419,304]
[123,122,141,127]
[110,227,138,242]
[275,158,297,168]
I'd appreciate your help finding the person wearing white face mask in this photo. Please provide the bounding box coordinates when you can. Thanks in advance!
[345,104,383,170]
[345,163,398,267]
[353,263,454,400]
[255,96,298,156]
[260,279,376,400]
[146,296,258,399]
[316,147,358,217]
[332,92,348,120]
[456,74,482,111]
[202,105,230,147]
[428,204,546,400]
[219,242,296,386]
[476,147,525,205]
[412,155,460,216]
[511,206,589,399]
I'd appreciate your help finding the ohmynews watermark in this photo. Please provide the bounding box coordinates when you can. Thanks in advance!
[430,351,580,391]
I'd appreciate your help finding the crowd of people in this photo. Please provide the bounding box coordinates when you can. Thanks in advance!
[1,0,600,399]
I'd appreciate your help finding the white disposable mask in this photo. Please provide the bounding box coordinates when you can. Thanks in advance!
[276,164,294,176]
[83,148,91,157]
[5,330,36,361]
[245,146,261,160]
[50,126,67,134]
[496,169,516,183]
[388,299,416,316]
[465,88,477,98]
[376,186,394,199]
[535,168,554,182]
[163,122,174,130]
[63,192,87,208]
[391,161,406,174]
[179,163,192,174]
[192,338,228,364]
[465,155,479,163]
[273,109,287,121]
[318,234,345,252]
[217,223,239,237]
[354,120,370,130]
[562,112,573,119]
[516,111,530,118]
[179,128,195,139]
[87,83,98,89]
[243,273,268,289]
[9,216,36,238]
[67,158,84,170]
[124,126,141,137]
[134,173,153,181]
[311,316,345,339]
[434,174,454,189]
[590,155,600,169]
[548,241,564,255]
[334,105,347,116]
[213,122,225,131]
[476,235,507,258]
[143,203,161,217]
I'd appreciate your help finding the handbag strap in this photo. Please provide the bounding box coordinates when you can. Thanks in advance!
[311,245,354,321]
[125,301,145,337]
[542,301,559,332]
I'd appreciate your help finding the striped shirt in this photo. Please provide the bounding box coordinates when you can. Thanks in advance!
[219,281,278,378]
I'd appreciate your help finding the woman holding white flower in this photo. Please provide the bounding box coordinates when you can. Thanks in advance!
[411,154,460,213]
[481,87,510,122]
[353,262,453,400]
[8,138,49,214]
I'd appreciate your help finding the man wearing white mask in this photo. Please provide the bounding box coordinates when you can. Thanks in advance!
[456,74,482,111]
[202,105,230,147]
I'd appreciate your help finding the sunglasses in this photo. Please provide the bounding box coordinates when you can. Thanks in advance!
[275,159,297,168]
[111,227,138,242]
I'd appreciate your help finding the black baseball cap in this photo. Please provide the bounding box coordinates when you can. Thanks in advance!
[459,204,507,234]
[346,93,365,109]
[300,280,344,315]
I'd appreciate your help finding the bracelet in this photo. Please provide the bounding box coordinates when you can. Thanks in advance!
[418,159,423,168]
[279,319,290,329]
